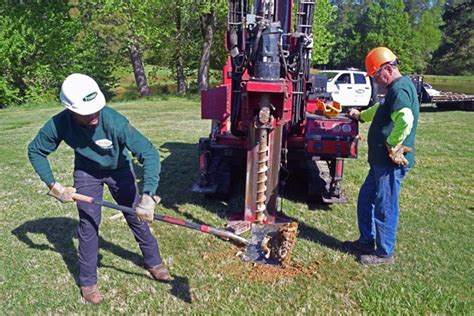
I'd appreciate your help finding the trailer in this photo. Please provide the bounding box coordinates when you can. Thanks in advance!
[410,75,474,111]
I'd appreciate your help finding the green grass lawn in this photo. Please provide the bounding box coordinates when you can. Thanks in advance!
[112,66,221,101]
[0,98,472,313]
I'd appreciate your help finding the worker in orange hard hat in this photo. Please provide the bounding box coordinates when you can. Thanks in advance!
[344,47,419,265]
[365,46,399,77]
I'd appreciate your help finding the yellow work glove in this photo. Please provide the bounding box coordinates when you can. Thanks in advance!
[136,194,158,223]
[47,182,76,203]
[386,143,412,166]
[346,109,361,121]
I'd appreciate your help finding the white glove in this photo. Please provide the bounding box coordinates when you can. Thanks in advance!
[47,182,76,203]
[346,109,361,121]
[136,194,157,223]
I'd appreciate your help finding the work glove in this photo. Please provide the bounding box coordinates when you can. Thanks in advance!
[346,109,361,121]
[136,194,158,223]
[386,143,412,166]
[47,182,76,203]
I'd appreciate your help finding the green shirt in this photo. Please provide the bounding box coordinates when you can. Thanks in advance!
[365,76,419,167]
[28,106,161,194]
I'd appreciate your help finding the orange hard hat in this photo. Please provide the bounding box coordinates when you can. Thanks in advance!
[365,47,397,77]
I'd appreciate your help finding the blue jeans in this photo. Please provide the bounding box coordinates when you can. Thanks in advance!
[357,164,409,257]
[73,168,162,286]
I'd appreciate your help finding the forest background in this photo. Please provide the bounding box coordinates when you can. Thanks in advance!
[0,0,472,107]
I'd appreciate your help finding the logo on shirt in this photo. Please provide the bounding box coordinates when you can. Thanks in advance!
[95,139,113,149]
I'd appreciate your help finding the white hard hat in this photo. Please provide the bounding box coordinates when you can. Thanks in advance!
[59,73,106,115]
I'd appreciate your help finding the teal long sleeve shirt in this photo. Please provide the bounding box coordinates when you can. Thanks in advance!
[360,76,419,167]
[28,106,161,194]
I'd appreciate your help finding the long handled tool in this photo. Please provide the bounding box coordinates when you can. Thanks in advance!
[72,193,250,246]
[72,193,298,265]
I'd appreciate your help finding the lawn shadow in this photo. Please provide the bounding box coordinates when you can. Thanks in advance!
[134,142,332,221]
[297,222,369,260]
[297,222,344,252]
[282,180,350,254]
[134,142,351,255]
[169,275,192,304]
[280,172,332,212]
[133,142,244,226]
[11,217,149,285]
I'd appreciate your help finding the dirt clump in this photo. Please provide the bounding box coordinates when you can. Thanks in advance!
[261,221,298,265]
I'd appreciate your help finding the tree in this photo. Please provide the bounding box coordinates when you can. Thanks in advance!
[411,6,443,73]
[432,0,473,75]
[398,0,444,73]
[197,3,217,92]
[174,0,187,94]
[193,0,227,92]
[0,2,116,107]
[311,0,336,66]
[98,0,165,97]
[359,0,417,73]
[327,0,368,69]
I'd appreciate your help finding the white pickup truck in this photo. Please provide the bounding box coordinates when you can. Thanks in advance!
[317,70,377,108]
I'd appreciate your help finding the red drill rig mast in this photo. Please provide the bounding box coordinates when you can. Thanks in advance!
[193,0,359,225]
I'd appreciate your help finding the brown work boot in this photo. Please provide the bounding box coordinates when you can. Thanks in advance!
[80,284,102,304]
[147,264,171,282]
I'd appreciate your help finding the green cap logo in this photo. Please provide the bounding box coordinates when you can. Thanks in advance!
[83,92,98,102]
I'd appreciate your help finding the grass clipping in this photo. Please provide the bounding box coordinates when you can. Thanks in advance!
[261,221,298,265]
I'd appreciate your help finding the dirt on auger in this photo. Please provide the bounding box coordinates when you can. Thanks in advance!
[241,221,299,266]
[260,221,299,266]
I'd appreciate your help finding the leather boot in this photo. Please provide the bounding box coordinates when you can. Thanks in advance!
[147,264,171,282]
[80,284,103,304]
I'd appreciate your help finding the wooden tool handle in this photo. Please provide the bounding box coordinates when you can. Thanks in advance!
[72,193,94,204]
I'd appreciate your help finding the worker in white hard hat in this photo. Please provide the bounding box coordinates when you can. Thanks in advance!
[28,73,170,304]
[343,47,419,265]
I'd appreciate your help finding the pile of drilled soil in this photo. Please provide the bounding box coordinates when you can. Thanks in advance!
[246,262,317,282]
[202,247,318,282]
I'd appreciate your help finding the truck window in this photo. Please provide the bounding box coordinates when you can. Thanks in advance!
[318,72,338,82]
[354,73,367,84]
[336,73,351,84]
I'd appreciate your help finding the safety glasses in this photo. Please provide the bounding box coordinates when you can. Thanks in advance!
[372,65,387,79]
[371,62,396,79]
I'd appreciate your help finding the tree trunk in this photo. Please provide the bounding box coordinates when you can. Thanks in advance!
[129,42,151,97]
[198,9,217,92]
[13,74,28,98]
[175,3,187,94]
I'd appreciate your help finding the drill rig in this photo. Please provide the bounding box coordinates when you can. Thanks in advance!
[193,0,359,226]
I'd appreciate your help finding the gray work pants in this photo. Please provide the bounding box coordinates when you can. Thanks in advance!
[73,168,162,286]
